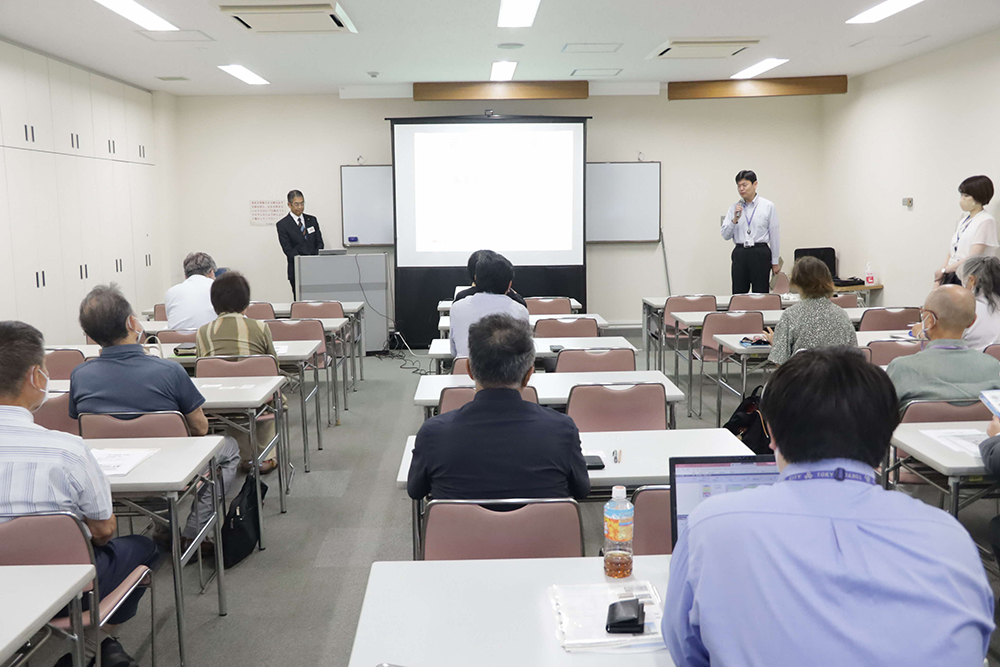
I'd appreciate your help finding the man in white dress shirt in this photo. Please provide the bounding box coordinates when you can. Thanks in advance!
[164,252,217,330]
[720,170,781,294]
[450,250,529,358]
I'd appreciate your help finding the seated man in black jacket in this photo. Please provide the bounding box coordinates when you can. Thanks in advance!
[407,313,590,501]
[454,249,526,306]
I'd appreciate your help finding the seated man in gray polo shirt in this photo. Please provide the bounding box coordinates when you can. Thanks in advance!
[450,250,529,358]
[69,284,240,552]
[887,284,1000,407]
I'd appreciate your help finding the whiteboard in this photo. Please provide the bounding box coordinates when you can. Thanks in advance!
[586,162,661,242]
[341,165,394,246]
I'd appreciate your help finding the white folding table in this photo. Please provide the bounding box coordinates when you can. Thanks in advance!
[348,555,673,667]
[0,564,95,667]
[438,313,610,338]
[426,336,637,373]
[438,297,582,313]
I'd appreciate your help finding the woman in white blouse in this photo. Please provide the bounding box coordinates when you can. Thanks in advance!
[936,175,996,285]
[957,255,1000,351]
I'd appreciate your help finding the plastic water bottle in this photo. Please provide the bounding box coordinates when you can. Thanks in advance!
[604,485,634,578]
[865,263,875,286]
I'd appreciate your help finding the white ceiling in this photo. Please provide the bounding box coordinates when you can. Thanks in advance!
[1,0,999,96]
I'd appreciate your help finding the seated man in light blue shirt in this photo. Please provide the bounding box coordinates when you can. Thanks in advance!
[663,347,994,667]
[449,250,529,358]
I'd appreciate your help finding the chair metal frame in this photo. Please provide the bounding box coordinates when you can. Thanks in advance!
[416,497,585,561]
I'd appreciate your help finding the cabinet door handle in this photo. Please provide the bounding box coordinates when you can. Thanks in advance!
[41,270,45,287]
[112,140,116,154]
[85,264,89,279]
[35,272,39,288]
[30,126,35,142]
[24,125,29,142]
[79,265,83,280]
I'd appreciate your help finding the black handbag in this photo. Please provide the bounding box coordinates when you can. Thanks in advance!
[221,475,268,569]
[723,385,772,455]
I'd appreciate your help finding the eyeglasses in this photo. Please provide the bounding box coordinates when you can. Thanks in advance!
[290,200,305,206]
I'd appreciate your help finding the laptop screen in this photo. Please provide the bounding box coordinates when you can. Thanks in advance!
[670,455,779,546]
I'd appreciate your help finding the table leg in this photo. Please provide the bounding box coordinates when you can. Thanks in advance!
[668,403,676,429]
[687,330,695,418]
[313,364,324,450]
[673,324,680,385]
[424,406,433,421]
[349,324,358,392]
[658,314,665,373]
[412,498,423,560]
[168,494,187,666]
[276,393,293,495]
[330,353,340,426]
[359,308,366,381]
[716,355,724,428]
[881,447,891,490]
[341,339,349,411]
[644,303,651,370]
[250,413,266,551]
[299,364,311,471]
[741,355,748,398]
[68,594,86,667]
[949,477,961,517]
[209,456,228,615]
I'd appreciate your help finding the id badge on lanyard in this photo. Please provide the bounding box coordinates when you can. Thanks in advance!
[743,201,757,247]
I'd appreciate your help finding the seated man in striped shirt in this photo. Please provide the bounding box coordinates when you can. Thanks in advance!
[0,321,159,667]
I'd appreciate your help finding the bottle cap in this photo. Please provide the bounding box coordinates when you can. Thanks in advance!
[612,485,626,500]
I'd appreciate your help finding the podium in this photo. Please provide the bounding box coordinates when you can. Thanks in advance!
[295,253,389,354]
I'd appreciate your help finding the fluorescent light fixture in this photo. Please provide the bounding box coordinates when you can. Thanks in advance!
[498,0,542,27]
[218,65,270,85]
[846,0,926,24]
[92,0,178,31]
[731,58,789,79]
[490,61,517,81]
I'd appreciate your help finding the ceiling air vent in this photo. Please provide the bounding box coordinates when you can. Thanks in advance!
[649,39,759,60]
[218,3,357,33]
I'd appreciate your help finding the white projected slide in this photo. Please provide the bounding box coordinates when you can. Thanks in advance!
[394,121,585,268]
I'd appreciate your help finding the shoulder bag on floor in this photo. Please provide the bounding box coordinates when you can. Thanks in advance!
[723,385,772,455]
[221,475,268,569]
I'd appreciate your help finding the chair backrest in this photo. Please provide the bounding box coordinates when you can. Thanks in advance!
[78,411,189,439]
[520,386,539,403]
[452,357,471,375]
[728,293,781,312]
[866,339,922,366]
[156,329,197,344]
[858,347,873,363]
[153,304,167,321]
[0,513,95,576]
[525,297,572,315]
[701,311,765,352]
[440,385,538,413]
[632,485,672,555]
[265,318,325,344]
[534,317,599,338]
[771,272,790,294]
[664,295,717,328]
[985,344,1000,362]
[859,307,921,332]
[422,498,584,560]
[33,393,79,435]
[830,293,858,308]
[290,301,344,319]
[195,355,279,377]
[245,302,276,320]
[45,349,86,380]
[554,348,635,372]
[900,400,993,423]
[566,383,667,433]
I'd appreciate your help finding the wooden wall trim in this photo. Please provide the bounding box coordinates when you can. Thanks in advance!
[667,75,848,101]
[413,81,589,101]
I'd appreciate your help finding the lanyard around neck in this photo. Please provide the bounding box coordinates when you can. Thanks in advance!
[783,467,876,485]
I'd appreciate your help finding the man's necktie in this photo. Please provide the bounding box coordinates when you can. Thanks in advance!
[299,218,307,237]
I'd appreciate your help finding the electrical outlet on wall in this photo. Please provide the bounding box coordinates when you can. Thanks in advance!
[902,197,914,208]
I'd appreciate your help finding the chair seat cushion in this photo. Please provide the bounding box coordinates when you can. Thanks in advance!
[50,566,151,628]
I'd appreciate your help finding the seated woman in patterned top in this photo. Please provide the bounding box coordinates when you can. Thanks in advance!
[766,257,858,364]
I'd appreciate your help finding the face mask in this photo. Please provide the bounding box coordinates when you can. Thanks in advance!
[127,317,144,340]
[30,367,50,410]
[919,315,932,341]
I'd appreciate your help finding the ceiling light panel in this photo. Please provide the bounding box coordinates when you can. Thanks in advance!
[731,58,789,79]
[562,43,621,53]
[490,61,518,81]
[846,0,927,24]
[571,68,621,77]
[92,0,178,31]
[498,0,542,28]
[218,64,270,85]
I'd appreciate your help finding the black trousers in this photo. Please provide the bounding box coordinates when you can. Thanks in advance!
[731,244,772,294]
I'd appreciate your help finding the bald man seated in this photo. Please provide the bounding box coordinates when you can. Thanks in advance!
[887,284,1000,406]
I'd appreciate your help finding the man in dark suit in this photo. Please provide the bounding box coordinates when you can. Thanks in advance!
[276,189,324,295]
[407,313,590,501]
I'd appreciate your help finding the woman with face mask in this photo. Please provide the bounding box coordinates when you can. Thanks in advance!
[957,255,1000,351]
[935,175,996,285]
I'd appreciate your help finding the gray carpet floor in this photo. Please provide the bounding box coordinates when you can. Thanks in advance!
[30,332,1000,666]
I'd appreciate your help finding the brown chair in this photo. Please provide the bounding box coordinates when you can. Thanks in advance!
[858,307,921,332]
[830,293,858,308]
[525,297,572,315]
[534,317,599,338]
[632,485,672,555]
[566,383,668,432]
[858,347,873,363]
[33,393,79,435]
[452,357,471,375]
[78,411,189,439]
[290,301,345,319]
[0,512,154,664]
[663,295,717,381]
[554,348,635,372]
[771,272,790,295]
[153,303,167,321]
[156,329,197,344]
[896,400,992,486]
[439,385,537,414]
[985,344,1000,362]
[267,318,335,430]
[195,354,280,378]
[245,302,276,320]
[728,293,781,312]
[694,311,765,420]
[45,349,86,380]
[422,498,584,560]
[866,339,921,366]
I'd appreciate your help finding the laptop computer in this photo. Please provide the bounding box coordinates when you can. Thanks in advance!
[669,455,779,547]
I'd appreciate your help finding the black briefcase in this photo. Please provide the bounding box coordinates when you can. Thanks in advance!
[221,475,268,569]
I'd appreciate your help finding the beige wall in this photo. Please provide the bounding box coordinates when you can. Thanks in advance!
[820,28,1000,308]
[171,93,825,323]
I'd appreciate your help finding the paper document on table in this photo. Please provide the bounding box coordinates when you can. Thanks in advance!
[275,344,289,354]
[90,448,158,476]
[922,429,987,457]
[549,581,665,652]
